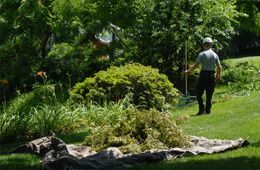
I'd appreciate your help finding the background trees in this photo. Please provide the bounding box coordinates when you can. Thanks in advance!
[236,0,260,36]
[123,0,240,85]
[0,0,256,102]
[0,0,53,100]
[233,0,260,56]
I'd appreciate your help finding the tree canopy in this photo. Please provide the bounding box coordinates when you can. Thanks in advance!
[236,0,260,36]
[0,0,251,101]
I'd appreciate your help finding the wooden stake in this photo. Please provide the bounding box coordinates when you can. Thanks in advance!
[185,41,188,95]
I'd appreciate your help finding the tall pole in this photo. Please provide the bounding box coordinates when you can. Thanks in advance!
[185,41,188,95]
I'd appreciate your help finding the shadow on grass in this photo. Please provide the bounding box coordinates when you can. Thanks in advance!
[0,141,27,154]
[132,156,260,170]
[252,141,260,148]
[0,154,41,170]
[57,131,89,144]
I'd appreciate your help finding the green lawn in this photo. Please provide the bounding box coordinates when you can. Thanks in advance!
[1,56,259,170]
[133,90,260,170]
[226,56,260,67]
[133,56,260,170]
[174,90,260,141]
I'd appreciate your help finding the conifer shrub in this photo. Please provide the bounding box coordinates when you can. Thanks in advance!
[70,63,180,110]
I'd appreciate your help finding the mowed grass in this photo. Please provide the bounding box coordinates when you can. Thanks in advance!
[134,90,260,170]
[226,56,260,67]
[173,90,260,141]
[134,56,260,170]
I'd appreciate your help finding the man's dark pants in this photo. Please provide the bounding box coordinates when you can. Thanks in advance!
[197,70,215,113]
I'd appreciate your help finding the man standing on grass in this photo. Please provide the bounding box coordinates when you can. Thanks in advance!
[185,37,222,115]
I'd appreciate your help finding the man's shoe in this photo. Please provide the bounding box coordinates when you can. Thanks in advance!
[197,110,205,115]
[205,110,211,114]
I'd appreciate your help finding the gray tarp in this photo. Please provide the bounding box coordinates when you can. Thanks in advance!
[10,136,249,170]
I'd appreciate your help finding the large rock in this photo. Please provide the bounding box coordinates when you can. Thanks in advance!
[10,136,249,170]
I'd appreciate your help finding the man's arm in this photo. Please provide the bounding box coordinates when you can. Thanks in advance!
[185,63,199,76]
[216,64,222,81]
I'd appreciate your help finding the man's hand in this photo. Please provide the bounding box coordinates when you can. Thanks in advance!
[184,63,198,77]
[216,64,222,83]
[184,70,190,77]
[215,76,221,82]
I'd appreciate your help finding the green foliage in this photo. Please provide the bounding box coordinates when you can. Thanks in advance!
[29,104,85,137]
[70,63,180,110]
[0,0,53,100]
[0,0,98,101]
[84,106,189,153]
[236,0,260,35]
[116,0,242,82]
[4,84,58,117]
[0,0,245,102]
[221,61,260,94]
[51,0,94,42]
[0,85,53,143]
[42,43,92,86]
[0,84,80,144]
[93,0,137,28]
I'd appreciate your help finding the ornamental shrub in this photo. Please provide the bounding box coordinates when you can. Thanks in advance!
[84,108,189,153]
[70,63,180,110]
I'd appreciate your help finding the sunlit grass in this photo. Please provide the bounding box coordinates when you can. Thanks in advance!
[226,56,260,67]
[133,56,260,170]
[133,90,260,170]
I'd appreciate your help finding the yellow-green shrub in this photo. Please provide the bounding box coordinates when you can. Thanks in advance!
[84,108,189,153]
[70,63,180,110]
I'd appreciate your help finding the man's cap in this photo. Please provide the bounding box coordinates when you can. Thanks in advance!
[203,37,213,44]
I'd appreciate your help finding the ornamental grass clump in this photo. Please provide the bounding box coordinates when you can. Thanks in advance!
[84,108,189,153]
[70,63,180,111]
[0,84,82,144]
